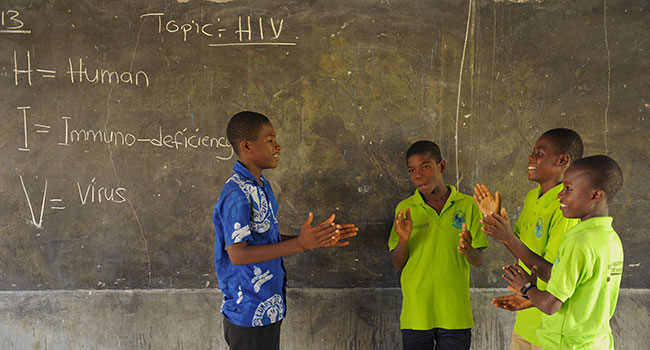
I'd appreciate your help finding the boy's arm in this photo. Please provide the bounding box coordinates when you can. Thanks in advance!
[481,209,553,281]
[458,222,484,267]
[501,264,563,315]
[227,212,340,265]
[390,209,411,269]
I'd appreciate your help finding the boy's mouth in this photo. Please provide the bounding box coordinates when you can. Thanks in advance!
[559,203,567,208]
[273,153,280,161]
[528,166,536,170]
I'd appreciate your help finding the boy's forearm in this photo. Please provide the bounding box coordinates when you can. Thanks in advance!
[227,240,304,265]
[280,234,295,241]
[527,287,562,315]
[464,247,484,267]
[502,237,553,281]
[391,240,409,269]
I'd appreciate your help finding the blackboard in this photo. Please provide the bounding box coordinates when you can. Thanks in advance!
[0,0,648,290]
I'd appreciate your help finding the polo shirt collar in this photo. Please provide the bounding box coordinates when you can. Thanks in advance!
[233,161,267,186]
[534,183,564,208]
[412,184,461,213]
[564,216,613,238]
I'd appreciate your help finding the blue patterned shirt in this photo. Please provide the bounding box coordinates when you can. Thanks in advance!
[213,161,287,327]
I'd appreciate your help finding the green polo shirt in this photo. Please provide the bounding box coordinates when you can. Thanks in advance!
[388,185,488,330]
[513,184,579,345]
[538,216,623,350]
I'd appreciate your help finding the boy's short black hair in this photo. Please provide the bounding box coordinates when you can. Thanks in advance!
[226,111,271,156]
[541,128,584,162]
[406,141,442,163]
[571,155,623,203]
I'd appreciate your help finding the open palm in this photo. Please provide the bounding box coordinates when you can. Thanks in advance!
[473,183,501,216]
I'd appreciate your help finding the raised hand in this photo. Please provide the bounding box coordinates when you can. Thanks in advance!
[491,294,533,311]
[473,183,501,216]
[501,263,537,292]
[394,208,412,242]
[297,212,340,251]
[457,222,473,256]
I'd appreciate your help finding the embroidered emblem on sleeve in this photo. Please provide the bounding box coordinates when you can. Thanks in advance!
[251,266,274,293]
[252,294,284,326]
[232,222,251,243]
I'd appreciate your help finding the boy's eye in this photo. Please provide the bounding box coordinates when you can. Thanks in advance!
[423,165,430,169]
[408,169,414,173]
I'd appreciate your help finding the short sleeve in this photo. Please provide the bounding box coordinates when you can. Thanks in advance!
[542,211,570,263]
[546,241,592,302]
[218,191,253,246]
[468,202,489,249]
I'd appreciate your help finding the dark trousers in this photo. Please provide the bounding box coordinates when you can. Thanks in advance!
[223,317,282,350]
[402,327,472,350]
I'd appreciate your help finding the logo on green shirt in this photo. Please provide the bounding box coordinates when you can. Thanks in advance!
[452,211,466,229]
[535,218,543,238]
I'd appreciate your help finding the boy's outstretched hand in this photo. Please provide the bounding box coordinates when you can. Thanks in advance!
[491,293,533,311]
[324,223,359,247]
[297,212,340,251]
[473,183,501,216]
[394,208,412,242]
[481,208,516,242]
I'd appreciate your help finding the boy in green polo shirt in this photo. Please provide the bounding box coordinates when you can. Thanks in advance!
[483,155,624,349]
[388,141,488,350]
[474,128,583,349]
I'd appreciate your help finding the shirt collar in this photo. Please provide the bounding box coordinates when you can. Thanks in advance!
[412,184,461,211]
[534,183,565,208]
[233,161,267,186]
[564,216,613,238]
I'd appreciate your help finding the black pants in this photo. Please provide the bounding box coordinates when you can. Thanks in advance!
[401,327,472,350]
[223,317,282,350]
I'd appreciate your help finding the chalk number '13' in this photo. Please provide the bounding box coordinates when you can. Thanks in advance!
[2,10,25,30]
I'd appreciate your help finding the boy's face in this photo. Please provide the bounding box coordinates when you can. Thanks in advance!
[247,122,281,170]
[527,136,563,183]
[407,153,445,194]
[558,166,597,220]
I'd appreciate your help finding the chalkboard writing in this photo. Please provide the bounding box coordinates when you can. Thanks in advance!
[0,0,648,291]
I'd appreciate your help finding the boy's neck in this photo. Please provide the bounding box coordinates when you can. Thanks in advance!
[580,204,609,221]
[537,174,564,196]
[239,159,264,186]
[421,183,450,213]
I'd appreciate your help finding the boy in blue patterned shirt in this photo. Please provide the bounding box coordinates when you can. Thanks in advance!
[213,111,358,350]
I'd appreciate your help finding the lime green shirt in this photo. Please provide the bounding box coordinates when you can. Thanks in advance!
[513,184,579,345]
[388,185,489,330]
[538,217,624,350]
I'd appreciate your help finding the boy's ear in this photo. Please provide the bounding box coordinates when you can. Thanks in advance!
[557,153,570,167]
[591,189,605,203]
[438,159,447,173]
[240,140,252,154]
